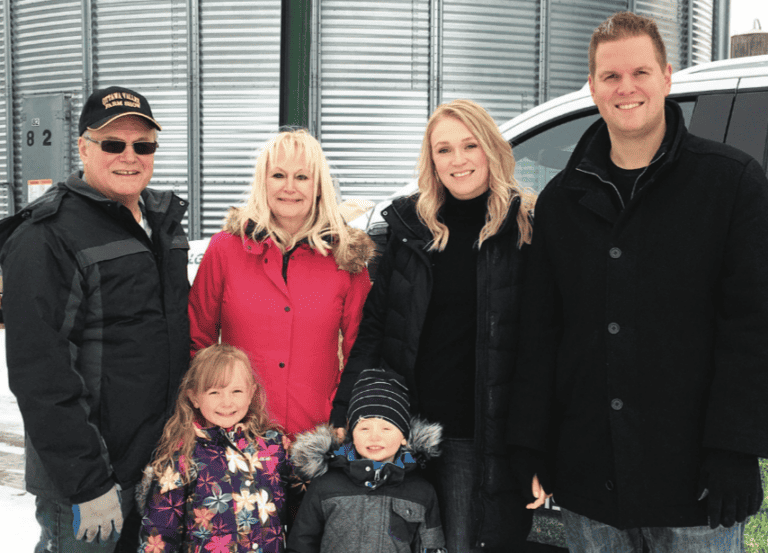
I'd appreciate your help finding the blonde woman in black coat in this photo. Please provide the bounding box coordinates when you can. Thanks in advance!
[331,99,537,552]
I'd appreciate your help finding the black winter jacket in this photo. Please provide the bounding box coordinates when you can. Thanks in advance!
[331,193,528,548]
[508,101,768,528]
[0,173,190,503]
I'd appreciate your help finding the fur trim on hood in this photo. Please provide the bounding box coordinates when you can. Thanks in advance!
[290,417,442,481]
[222,207,376,273]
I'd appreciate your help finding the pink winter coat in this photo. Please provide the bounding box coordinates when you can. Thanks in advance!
[189,214,374,437]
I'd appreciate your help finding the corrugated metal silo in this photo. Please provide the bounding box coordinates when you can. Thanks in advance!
[0,0,725,236]
[1,0,9,195]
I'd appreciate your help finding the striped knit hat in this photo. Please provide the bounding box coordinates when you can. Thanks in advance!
[348,368,411,438]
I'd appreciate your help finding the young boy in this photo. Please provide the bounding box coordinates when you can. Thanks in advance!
[286,368,446,553]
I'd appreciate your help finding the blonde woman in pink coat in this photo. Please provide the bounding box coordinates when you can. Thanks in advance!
[189,129,375,438]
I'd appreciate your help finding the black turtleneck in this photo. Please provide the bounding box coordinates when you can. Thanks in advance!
[414,190,488,438]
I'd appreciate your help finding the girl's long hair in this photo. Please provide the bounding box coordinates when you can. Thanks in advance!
[230,128,352,258]
[416,99,536,251]
[150,343,279,484]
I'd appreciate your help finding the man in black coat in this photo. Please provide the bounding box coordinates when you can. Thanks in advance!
[509,11,768,552]
[0,87,190,553]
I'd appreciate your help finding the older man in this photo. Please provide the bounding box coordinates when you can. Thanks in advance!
[0,87,190,552]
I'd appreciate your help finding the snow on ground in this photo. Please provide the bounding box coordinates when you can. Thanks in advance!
[0,329,41,550]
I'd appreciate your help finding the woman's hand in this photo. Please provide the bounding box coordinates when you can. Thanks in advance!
[333,427,346,442]
[526,475,552,509]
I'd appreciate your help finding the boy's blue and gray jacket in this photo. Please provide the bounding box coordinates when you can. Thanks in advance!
[0,172,190,503]
[286,419,446,553]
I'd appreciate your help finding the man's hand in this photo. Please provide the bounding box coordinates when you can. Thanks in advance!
[72,484,123,542]
[698,449,763,529]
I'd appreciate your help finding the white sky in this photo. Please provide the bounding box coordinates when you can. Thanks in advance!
[730,0,768,38]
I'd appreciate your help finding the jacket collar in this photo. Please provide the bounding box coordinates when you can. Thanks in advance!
[231,212,375,273]
[385,194,432,243]
[62,171,186,229]
[329,442,414,490]
[385,192,522,247]
[193,421,249,448]
[560,99,687,222]
[241,220,314,257]
[290,418,443,484]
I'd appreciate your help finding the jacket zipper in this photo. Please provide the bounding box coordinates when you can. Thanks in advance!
[576,149,666,209]
[281,245,301,283]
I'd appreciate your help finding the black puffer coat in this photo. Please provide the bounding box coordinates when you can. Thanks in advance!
[331,193,528,549]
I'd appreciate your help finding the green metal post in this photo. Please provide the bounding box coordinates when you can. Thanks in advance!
[279,0,312,129]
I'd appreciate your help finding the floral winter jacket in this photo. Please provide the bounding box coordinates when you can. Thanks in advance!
[286,419,446,553]
[138,426,293,553]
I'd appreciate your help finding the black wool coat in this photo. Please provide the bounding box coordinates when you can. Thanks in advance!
[331,193,530,549]
[508,100,768,528]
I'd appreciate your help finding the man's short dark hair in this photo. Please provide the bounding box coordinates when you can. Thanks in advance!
[589,11,668,76]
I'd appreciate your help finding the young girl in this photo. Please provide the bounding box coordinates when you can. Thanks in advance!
[137,343,292,553]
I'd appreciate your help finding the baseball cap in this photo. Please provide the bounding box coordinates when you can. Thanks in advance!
[79,86,162,136]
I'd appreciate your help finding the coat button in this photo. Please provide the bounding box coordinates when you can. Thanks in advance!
[279,362,285,368]
[605,479,615,491]
[609,247,622,258]
[611,398,623,410]
[402,238,408,243]
[382,210,388,216]
[608,322,620,334]
[285,306,291,312]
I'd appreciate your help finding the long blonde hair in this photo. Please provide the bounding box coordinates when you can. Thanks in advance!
[151,344,279,484]
[230,129,351,258]
[416,99,535,251]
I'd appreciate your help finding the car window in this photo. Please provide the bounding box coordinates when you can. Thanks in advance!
[677,98,695,127]
[511,99,696,194]
[511,112,601,193]
[725,91,768,168]
[688,94,734,142]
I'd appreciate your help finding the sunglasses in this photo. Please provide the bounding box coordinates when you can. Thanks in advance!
[84,136,158,156]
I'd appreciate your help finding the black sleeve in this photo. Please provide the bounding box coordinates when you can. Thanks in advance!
[285,481,325,553]
[329,232,399,428]
[507,187,563,454]
[1,221,114,502]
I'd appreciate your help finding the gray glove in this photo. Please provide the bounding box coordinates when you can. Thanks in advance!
[71,484,123,542]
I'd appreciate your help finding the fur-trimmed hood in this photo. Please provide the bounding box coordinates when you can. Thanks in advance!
[290,417,442,482]
[223,206,375,273]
